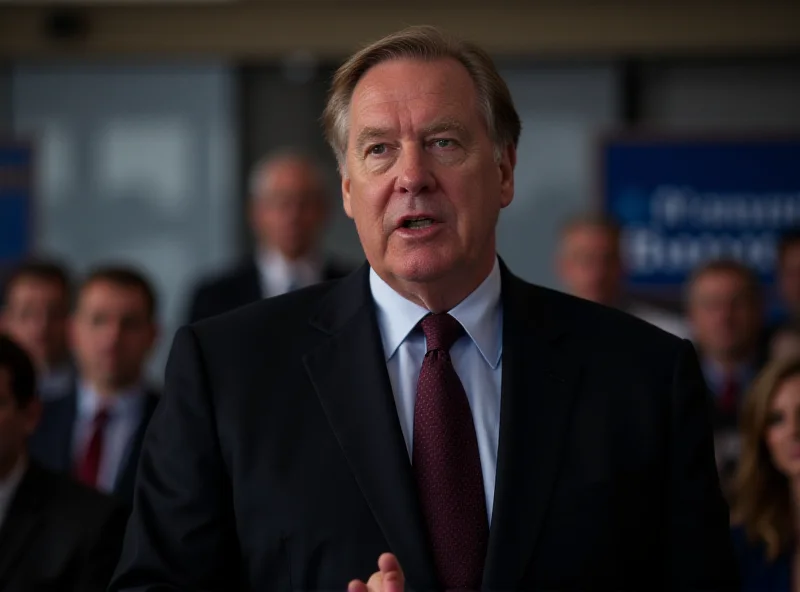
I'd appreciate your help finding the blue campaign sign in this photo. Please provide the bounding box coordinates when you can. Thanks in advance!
[0,140,34,268]
[601,135,800,301]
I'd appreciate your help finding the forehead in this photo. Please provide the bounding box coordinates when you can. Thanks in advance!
[773,374,800,405]
[256,159,322,196]
[564,226,617,247]
[78,281,146,311]
[8,276,65,300]
[349,58,482,131]
[692,270,755,299]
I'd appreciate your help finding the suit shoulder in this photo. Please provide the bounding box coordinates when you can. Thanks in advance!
[525,282,685,354]
[193,262,257,294]
[189,278,339,339]
[31,463,126,520]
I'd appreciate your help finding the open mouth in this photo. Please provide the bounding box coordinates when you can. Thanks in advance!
[401,217,436,229]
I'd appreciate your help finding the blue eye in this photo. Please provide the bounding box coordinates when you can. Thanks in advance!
[433,139,453,148]
[368,144,387,155]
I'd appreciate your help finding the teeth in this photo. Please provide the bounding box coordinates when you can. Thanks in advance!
[405,218,433,229]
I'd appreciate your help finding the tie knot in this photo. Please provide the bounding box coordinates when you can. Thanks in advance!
[420,313,463,353]
[93,408,110,426]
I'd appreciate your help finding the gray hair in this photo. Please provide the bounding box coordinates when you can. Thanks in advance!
[248,149,329,199]
[321,25,521,175]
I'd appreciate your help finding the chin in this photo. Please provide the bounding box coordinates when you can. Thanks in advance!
[388,251,456,284]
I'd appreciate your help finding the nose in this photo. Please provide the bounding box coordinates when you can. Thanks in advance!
[395,145,436,196]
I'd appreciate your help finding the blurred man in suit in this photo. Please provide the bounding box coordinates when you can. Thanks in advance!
[0,334,127,592]
[187,151,353,323]
[687,259,765,425]
[112,26,736,591]
[1,259,75,401]
[686,258,766,495]
[775,229,800,326]
[29,266,160,506]
[556,213,690,338]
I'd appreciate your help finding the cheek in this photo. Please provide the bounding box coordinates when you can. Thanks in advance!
[766,429,788,463]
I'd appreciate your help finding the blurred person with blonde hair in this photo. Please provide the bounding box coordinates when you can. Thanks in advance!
[732,356,800,590]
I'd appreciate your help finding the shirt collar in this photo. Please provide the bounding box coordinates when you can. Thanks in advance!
[258,249,321,290]
[369,257,503,369]
[78,381,146,420]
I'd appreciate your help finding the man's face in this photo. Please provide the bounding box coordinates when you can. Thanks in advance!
[557,225,622,306]
[779,243,800,318]
[342,58,515,288]
[1,277,69,370]
[688,271,762,361]
[250,159,329,260]
[70,281,156,392]
[0,367,39,477]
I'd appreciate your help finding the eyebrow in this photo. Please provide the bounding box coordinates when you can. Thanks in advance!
[353,119,472,156]
[420,119,470,139]
[355,127,392,155]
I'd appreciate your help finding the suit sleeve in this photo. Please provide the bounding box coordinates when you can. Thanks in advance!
[109,327,241,592]
[667,339,738,590]
[74,500,128,592]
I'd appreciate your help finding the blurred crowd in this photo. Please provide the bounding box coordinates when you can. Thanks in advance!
[1,149,800,589]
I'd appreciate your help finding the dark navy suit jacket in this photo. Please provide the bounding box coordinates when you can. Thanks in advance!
[28,387,160,507]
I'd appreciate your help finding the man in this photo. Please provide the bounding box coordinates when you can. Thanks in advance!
[556,213,690,338]
[686,259,766,495]
[0,334,127,592]
[775,229,800,325]
[1,259,75,401]
[29,266,160,506]
[112,26,736,591]
[687,259,766,426]
[186,151,353,323]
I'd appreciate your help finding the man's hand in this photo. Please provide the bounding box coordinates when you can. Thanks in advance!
[348,553,405,592]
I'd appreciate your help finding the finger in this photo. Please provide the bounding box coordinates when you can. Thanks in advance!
[377,553,404,592]
[348,579,369,592]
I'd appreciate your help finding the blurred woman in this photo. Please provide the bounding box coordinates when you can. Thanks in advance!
[732,356,800,590]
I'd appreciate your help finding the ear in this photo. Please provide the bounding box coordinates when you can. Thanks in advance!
[341,167,354,219]
[499,143,516,209]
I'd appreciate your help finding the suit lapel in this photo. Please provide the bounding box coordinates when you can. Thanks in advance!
[114,391,160,505]
[303,265,438,589]
[482,267,584,589]
[0,463,47,585]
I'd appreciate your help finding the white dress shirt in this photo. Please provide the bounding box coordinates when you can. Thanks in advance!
[0,455,27,530]
[72,382,147,493]
[369,258,503,523]
[257,250,323,298]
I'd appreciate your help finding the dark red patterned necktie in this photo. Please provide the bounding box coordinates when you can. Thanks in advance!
[412,313,488,591]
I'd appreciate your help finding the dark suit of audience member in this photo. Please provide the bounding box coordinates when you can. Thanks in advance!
[188,257,352,323]
[186,150,353,324]
[0,460,128,592]
[0,335,128,592]
[29,386,160,506]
